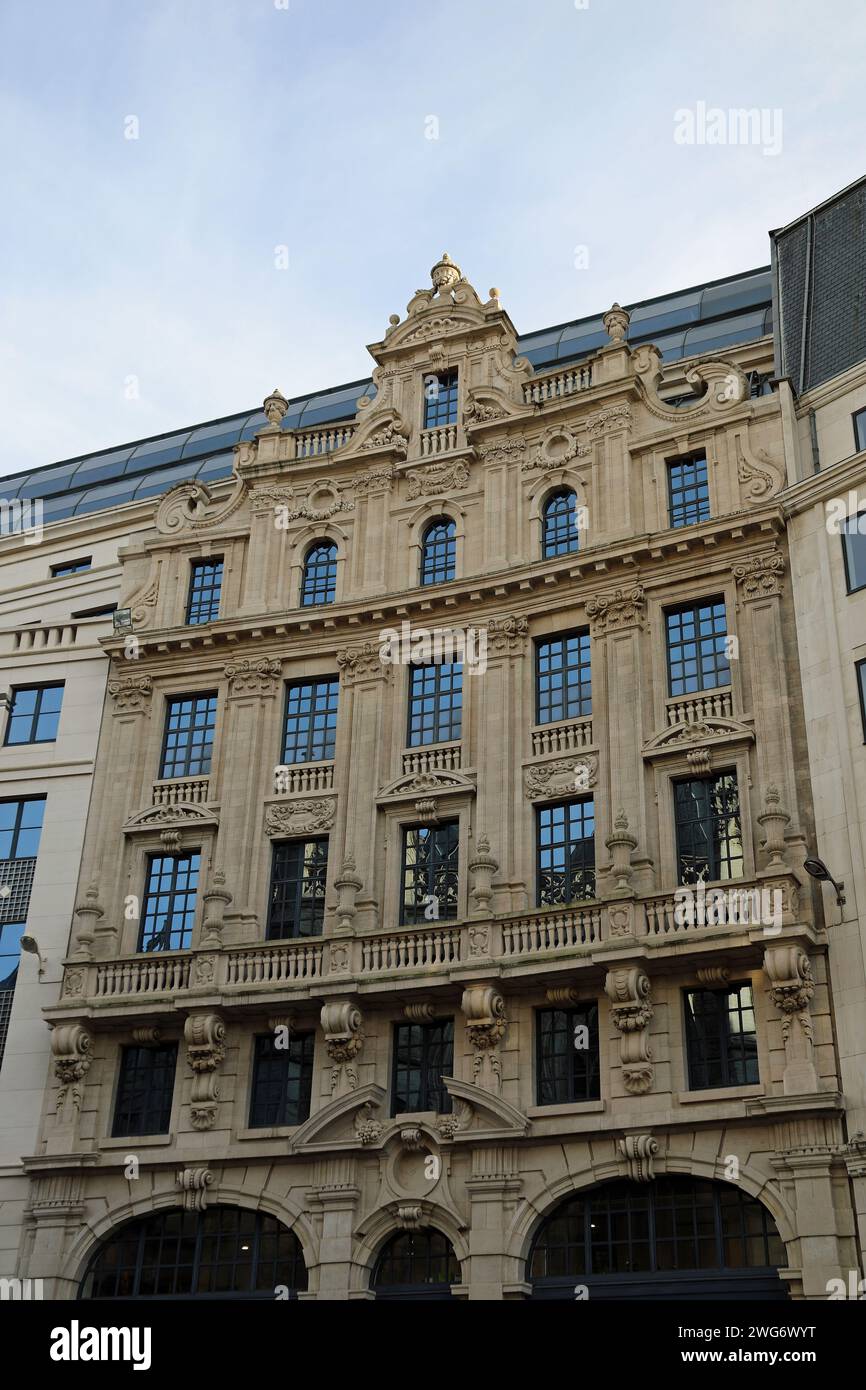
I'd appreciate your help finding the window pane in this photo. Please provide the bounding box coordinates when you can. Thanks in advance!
[407,663,463,746]
[674,773,743,884]
[282,679,339,763]
[139,853,200,951]
[420,518,456,585]
[537,1004,600,1104]
[112,1044,178,1136]
[684,983,758,1089]
[423,370,458,429]
[536,631,591,723]
[249,1032,315,1127]
[393,1020,454,1114]
[160,694,217,779]
[668,454,710,528]
[400,822,459,924]
[301,542,337,606]
[842,513,866,593]
[267,839,328,939]
[537,799,595,905]
[186,559,223,624]
[5,685,64,745]
[666,599,730,696]
[543,489,580,558]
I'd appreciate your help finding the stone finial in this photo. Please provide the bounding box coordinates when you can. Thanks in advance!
[431,252,462,292]
[263,388,288,427]
[603,302,630,344]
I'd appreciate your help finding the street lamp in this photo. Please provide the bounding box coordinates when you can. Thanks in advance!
[803,857,846,909]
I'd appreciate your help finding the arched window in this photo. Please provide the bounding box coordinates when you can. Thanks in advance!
[373,1227,459,1300]
[542,489,580,558]
[420,518,456,586]
[79,1207,307,1300]
[301,541,337,606]
[528,1178,787,1300]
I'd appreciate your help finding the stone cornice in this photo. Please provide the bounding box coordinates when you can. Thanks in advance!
[779,449,866,516]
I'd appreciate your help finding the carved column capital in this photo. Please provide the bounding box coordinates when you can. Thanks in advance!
[183,1012,227,1130]
[107,674,153,714]
[732,550,785,600]
[321,1000,364,1096]
[585,585,646,637]
[604,966,654,1094]
[486,615,529,655]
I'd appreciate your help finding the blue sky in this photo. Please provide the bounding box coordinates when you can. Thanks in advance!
[1,0,864,476]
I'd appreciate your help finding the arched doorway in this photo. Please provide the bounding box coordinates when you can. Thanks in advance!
[373,1227,460,1300]
[79,1206,308,1300]
[529,1178,789,1300]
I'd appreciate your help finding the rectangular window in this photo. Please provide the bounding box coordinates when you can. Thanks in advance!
[186,558,223,624]
[666,598,730,696]
[407,663,462,746]
[536,1004,600,1104]
[282,679,339,764]
[0,797,45,859]
[4,684,64,745]
[392,1019,453,1114]
[401,821,459,925]
[267,839,328,939]
[249,1031,315,1128]
[50,557,91,577]
[537,798,595,906]
[674,772,743,884]
[536,631,591,724]
[139,852,200,952]
[668,453,710,528]
[842,512,866,594]
[684,983,758,1089]
[857,660,866,742]
[0,922,26,991]
[160,694,217,779]
[112,1044,178,1136]
[423,369,459,429]
[854,407,866,454]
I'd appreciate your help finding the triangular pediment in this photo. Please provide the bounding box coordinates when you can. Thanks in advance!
[643,715,755,760]
[442,1078,530,1137]
[289,1084,387,1152]
[378,768,476,802]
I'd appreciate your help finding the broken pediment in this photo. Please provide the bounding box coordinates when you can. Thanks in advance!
[289,1084,387,1152]
[123,802,219,834]
[440,1077,530,1139]
[643,715,755,762]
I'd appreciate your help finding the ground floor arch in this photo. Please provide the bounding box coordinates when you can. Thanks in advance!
[372,1226,460,1300]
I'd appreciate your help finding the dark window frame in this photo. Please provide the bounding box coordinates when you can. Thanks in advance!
[266,838,328,940]
[406,662,463,747]
[857,659,866,743]
[422,369,459,429]
[667,452,711,528]
[400,820,460,925]
[542,488,580,559]
[50,557,92,577]
[186,557,224,625]
[665,598,730,697]
[536,797,596,907]
[535,629,592,725]
[673,771,744,885]
[139,851,200,952]
[391,1018,454,1115]
[159,692,217,780]
[683,982,759,1090]
[536,1003,600,1105]
[420,518,457,586]
[301,541,338,607]
[854,406,866,454]
[112,1043,178,1137]
[281,678,339,764]
[841,510,866,595]
[4,682,64,745]
[249,1031,315,1128]
[0,795,46,859]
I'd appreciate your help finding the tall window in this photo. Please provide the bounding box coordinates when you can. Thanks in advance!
[112,1044,178,1136]
[841,511,866,594]
[537,798,595,905]
[267,839,328,939]
[401,822,459,924]
[542,489,580,558]
[392,1018,453,1114]
[407,663,462,746]
[160,694,217,779]
[0,797,45,1065]
[423,369,459,429]
[420,518,456,586]
[249,1031,315,1127]
[674,773,743,884]
[536,631,591,724]
[536,1004,600,1105]
[4,684,64,745]
[857,659,866,742]
[186,558,223,624]
[0,796,45,860]
[854,407,866,453]
[668,453,710,528]
[139,852,200,952]
[666,598,730,696]
[282,679,339,763]
[301,541,337,606]
[684,983,758,1090]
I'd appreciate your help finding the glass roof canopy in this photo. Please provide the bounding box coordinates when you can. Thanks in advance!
[2,267,772,526]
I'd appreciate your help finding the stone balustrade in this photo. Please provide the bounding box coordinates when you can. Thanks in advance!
[522,363,593,405]
[530,718,594,757]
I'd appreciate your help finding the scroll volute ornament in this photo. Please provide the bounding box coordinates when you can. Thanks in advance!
[184,1012,226,1131]
[321,1000,364,1096]
[604,966,654,1095]
[51,1023,92,1114]
[461,983,507,1095]
[763,946,817,1095]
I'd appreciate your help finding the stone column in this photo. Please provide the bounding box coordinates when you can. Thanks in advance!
[477,615,530,913]
[335,641,393,931]
[464,1146,522,1301]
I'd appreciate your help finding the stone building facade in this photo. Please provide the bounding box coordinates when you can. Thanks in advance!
[13,254,863,1300]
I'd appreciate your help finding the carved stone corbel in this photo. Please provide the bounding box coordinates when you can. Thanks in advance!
[764,946,817,1094]
[604,966,654,1094]
[51,1023,92,1117]
[461,984,507,1094]
[176,1167,213,1211]
[184,1013,226,1131]
[321,1000,364,1096]
[619,1134,659,1182]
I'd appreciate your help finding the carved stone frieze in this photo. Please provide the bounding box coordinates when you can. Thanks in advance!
[224,657,282,697]
[264,799,336,836]
[524,754,598,801]
[586,585,646,637]
[405,460,471,498]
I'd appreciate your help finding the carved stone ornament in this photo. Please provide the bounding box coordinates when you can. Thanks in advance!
[757,785,791,870]
[155,478,246,535]
[734,428,781,502]
[585,403,632,436]
[337,641,391,685]
[224,657,282,697]
[524,755,598,801]
[353,1102,383,1146]
[604,966,654,1095]
[177,1167,213,1212]
[468,832,498,916]
[70,882,104,960]
[585,585,646,637]
[272,479,354,523]
[321,1000,364,1096]
[395,1204,425,1231]
[262,388,289,426]
[461,984,507,1095]
[523,425,588,472]
[108,674,153,714]
[619,1134,659,1182]
[405,460,470,498]
[764,946,817,1094]
[264,799,336,836]
[477,435,527,466]
[51,1023,92,1114]
[464,393,507,424]
[360,417,409,457]
[353,466,395,494]
[603,302,630,344]
[400,1128,425,1152]
[250,485,295,515]
[184,1013,226,1131]
[732,551,785,600]
[486,614,529,654]
[127,572,159,627]
[334,853,363,931]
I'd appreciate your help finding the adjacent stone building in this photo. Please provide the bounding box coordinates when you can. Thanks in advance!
[7,246,863,1301]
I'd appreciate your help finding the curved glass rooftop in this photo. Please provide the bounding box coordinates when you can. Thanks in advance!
[2,267,771,526]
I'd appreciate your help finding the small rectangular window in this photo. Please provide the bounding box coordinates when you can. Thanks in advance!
[186,558,223,625]
[841,512,866,594]
[684,983,758,1089]
[423,370,459,429]
[536,1004,600,1104]
[249,1032,315,1128]
[4,684,64,745]
[668,453,710,528]
[665,598,730,696]
[400,821,459,925]
[674,772,743,884]
[282,679,339,764]
[537,798,595,906]
[854,407,866,454]
[0,796,46,859]
[112,1044,178,1136]
[392,1019,453,1115]
[407,663,462,746]
[857,660,866,742]
[50,558,92,577]
[160,694,217,779]
[535,631,591,724]
[139,852,200,951]
[267,839,328,939]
